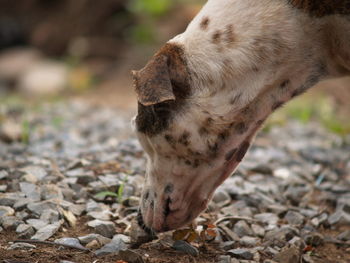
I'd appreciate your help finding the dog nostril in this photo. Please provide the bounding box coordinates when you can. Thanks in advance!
[164,197,171,217]
[164,183,174,194]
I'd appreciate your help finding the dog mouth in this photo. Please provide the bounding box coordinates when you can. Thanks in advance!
[136,209,158,236]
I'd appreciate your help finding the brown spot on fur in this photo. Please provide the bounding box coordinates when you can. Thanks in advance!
[236,141,250,162]
[199,127,209,135]
[219,130,230,141]
[208,142,219,157]
[205,117,214,125]
[164,134,175,144]
[178,131,191,146]
[230,93,242,105]
[288,0,350,16]
[280,80,290,89]
[193,159,200,168]
[200,17,210,30]
[256,119,265,127]
[164,184,174,194]
[212,30,222,44]
[185,160,192,166]
[224,24,235,45]
[234,122,248,134]
[225,148,237,161]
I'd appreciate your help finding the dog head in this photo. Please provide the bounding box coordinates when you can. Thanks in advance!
[132,0,328,232]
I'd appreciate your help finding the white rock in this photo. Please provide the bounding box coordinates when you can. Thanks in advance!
[0,206,15,217]
[19,61,68,96]
[31,222,61,241]
[0,48,41,81]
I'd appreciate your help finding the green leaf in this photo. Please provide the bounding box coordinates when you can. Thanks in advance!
[94,191,119,199]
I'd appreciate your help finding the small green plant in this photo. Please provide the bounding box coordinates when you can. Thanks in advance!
[94,191,119,199]
[94,175,129,203]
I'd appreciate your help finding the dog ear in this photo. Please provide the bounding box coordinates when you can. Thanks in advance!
[132,54,175,106]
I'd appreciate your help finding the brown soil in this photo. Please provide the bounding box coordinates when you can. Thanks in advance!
[0,217,219,263]
[1,218,350,263]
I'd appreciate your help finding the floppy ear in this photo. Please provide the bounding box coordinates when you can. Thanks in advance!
[132,54,175,106]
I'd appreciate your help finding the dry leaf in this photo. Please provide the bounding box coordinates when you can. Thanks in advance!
[173,229,191,241]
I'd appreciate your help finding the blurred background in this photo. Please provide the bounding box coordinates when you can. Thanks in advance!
[0,0,349,133]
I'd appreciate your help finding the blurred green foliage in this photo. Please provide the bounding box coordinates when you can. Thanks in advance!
[266,92,350,136]
[129,0,173,17]
[127,0,174,44]
[126,0,204,44]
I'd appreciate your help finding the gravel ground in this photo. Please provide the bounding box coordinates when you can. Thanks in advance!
[0,100,349,263]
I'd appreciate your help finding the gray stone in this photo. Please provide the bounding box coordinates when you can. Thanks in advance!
[40,209,60,223]
[19,182,41,201]
[219,241,236,251]
[251,224,265,237]
[240,236,260,247]
[26,219,49,230]
[55,237,85,250]
[16,224,35,238]
[218,255,231,263]
[228,248,254,260]
[0,206,15,217]
[13,198,32,210]
[0,193,23,206]
[284,211,304,225]
[172,240,199,257]
[94,234,128,256]
[8,242,36,250]
[69,204,86,216]
[41,184,64,200]
[212,189,231,204]
[0,185,7,192]
[328,210,350,225]
[16,211,29,221]
[310,213,328,227]
[254,213,279,226]
[265,246,280,256]
[0,216,23,230]
[78,233,111,245]
[337,230,350,241]
[87,210,111,221]
[0,170,9,179]
[234,220,253,237]
[273,246,301,263]
[31,222,61,241]
[27,201,58,216]
[87,219,116,238]
[20,166,47,181]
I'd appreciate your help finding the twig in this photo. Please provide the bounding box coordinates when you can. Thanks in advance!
[13,239,91,252]
[215,216,258,225]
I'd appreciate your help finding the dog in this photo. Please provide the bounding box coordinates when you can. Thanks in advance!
[131,0,350,233]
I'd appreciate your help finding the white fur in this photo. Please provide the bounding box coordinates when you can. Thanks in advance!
[137,0,350,232]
